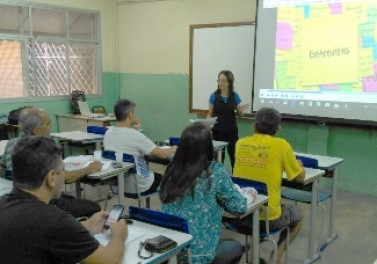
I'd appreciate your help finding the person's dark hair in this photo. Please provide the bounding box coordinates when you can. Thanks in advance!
[159,122,214,204]
[18,107,43,136]
[12,136,63,190]
[217,70,235,94]
[254,107,282,135]
[114,98,136,122]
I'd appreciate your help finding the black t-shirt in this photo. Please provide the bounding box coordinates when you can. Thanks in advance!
[0,189,99,264]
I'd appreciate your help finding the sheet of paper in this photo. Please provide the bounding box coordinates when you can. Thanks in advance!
[64,156,113,171]
[64,155,93,171]
[95,227,145,246]
[85,160,113,171]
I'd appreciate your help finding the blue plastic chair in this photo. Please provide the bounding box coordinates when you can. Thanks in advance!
[129,206,192,264]
[223,177,290,264]
[281,156,331,253]
[129,206,189,233]
[102,150,158,208]
[87,125,108,135]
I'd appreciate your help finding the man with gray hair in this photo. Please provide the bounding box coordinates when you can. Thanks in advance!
[104,98,177,195]
[1,107,102,217]
[228,107,305,264]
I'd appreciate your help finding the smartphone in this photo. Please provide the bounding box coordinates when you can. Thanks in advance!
[103,205,124,229]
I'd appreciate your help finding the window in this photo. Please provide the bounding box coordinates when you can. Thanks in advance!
[0,3,101,101]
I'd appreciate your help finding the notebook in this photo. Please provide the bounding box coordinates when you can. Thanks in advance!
[78,101,105,118]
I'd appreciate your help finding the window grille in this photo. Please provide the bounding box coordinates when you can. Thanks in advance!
[0,3,101,101]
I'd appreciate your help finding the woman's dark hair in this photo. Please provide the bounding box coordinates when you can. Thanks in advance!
[12,136,62,190]
[254,107,282,135]
[217,70,235,94]
[159,122,214,204]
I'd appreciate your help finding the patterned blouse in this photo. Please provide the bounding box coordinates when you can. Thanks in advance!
[161,162,247,264]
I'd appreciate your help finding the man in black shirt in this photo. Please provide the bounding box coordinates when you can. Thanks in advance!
[0,136,127,264]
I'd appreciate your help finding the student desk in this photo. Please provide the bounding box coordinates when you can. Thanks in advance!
[0,140,8,155]
[0,178,12,196]
[160,140,228,162]
[56,113,115,132]
[283,167,326,264]
[0,177,12,190]
[94,219,193,264]
[213,140,229,162]
[295,152,344,251]
[78,160,134,207]
[146,140,228,175]
[51,131,104,156]
[223,194,269,264]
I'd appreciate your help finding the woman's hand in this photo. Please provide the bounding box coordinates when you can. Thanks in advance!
[239,103,250,113]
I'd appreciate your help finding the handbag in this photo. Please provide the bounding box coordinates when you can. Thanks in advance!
[144,235,177,253]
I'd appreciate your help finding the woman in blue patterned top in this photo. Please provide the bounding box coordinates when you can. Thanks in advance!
[159,122,248,264]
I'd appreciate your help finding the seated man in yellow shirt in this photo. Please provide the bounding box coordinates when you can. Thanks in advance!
[232,107,305,264]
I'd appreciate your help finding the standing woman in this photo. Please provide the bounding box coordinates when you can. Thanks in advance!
[207,70,249,170]
[159,122,248,264]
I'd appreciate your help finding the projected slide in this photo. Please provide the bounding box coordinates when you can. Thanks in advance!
[254,0,377,123]
[275,2,377,93]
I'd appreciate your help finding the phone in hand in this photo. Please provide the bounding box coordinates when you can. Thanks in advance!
[104,205,124,229]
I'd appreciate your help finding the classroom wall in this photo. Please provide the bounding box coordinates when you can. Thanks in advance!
[116,0,377,196]
[2,0,376,196]
[116,0,256,139]
[0,0,119,132]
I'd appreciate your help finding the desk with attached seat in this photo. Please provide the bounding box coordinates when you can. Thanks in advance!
[0,178,13,196]
[51,131,105,156]
[73,159,133,207]
[94,219,193,264]
[283,167,326,264]
[223,193,269,264]
[56,113,115,132]
[295,152,344,252]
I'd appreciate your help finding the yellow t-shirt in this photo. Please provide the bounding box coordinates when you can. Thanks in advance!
[234,133,303,220]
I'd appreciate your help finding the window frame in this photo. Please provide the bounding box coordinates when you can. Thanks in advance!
[0,2,102,103]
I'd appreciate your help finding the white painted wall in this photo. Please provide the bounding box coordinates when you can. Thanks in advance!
[28,0,117,72]
[116,0,256,74]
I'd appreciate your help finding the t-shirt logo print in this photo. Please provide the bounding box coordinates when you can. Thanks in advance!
[136,157,149,178]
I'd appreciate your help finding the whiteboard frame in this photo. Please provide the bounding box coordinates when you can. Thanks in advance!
[189,22,255,114]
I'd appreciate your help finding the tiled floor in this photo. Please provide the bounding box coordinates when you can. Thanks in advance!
[93,185,377,264]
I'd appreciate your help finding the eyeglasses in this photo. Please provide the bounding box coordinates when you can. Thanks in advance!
[217,79,228,83]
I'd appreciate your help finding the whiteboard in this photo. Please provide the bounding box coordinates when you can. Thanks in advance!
[189,22,255,113]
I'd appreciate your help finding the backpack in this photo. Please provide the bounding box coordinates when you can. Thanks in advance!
[71,90,86,114]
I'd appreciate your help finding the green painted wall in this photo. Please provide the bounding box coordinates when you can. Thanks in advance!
[119,73,197,141]
[3,70,377,197]
[119,72,377,197]
[0,72,118,133]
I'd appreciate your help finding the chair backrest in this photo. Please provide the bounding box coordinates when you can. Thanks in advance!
[231,176,268,195]
[296,155,319,168]
[87,125,108,135]
[129,206,189,234]
[102,150,137,173]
